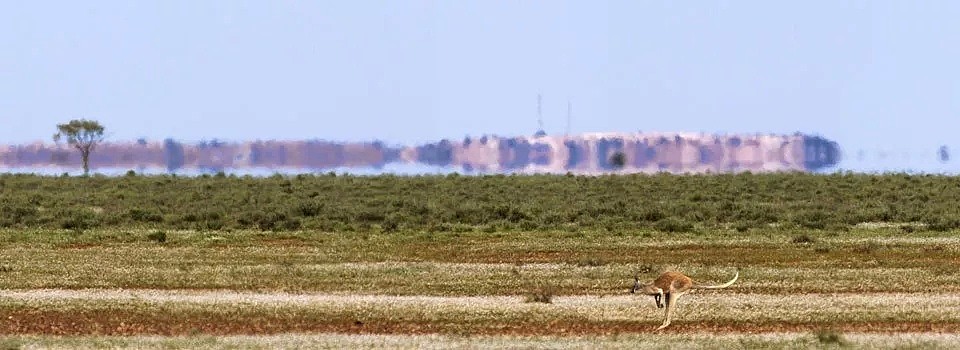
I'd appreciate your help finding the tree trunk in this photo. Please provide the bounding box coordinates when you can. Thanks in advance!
[81,148,90,176]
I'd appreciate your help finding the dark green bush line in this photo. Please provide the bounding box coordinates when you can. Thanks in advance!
[1,172,959,233]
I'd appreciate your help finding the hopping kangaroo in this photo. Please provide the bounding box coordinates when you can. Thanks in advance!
[631,269,739,330]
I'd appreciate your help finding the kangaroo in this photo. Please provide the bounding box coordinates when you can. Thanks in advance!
[630,269,739,330]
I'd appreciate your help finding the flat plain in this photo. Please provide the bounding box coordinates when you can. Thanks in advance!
[3,227,960,349]
[2,173,960,348]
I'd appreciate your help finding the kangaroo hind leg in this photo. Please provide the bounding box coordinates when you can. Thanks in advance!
[656,292,680,330]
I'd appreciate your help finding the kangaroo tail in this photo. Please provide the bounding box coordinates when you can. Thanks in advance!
[693,269,739,289]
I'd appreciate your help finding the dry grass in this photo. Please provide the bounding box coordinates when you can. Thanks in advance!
[1,229,958,296]
[2,227,960,344]
[2,256,959,295]
[3,289,960,336]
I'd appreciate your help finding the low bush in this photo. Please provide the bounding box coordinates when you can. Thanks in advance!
[815,329,847,346]
[791,235,817,244]
[146,230,167,243]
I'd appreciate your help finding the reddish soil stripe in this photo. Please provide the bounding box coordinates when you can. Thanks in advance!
[1,310,957,336]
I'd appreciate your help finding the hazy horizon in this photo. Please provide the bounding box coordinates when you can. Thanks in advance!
[3,1,960,174]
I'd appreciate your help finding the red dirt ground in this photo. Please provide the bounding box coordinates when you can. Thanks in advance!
[1,310,955,336]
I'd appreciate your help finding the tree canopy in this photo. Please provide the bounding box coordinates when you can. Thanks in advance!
[53,119,106,175]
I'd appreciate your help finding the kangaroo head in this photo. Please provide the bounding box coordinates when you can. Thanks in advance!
[631,276,662,294]
[631,276,665,308]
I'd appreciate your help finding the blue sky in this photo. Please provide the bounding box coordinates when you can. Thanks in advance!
[2,1,959,173]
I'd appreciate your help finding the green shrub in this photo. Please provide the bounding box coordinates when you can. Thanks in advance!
[295,201,323,217]
[791,210,831,230]
[355,210,386,223]
[127,208,163,223]
[381,213,401,233]
[180,213,199,223]
[654,217,694,233]
[59,210,98,232]
[255,212,288,231]
[732,220,760,232]
[197,219,225,231]
[281,217,302,231]
[0,205,38,227]
[489,204,530,223]
[637,207,666,222]
[927,217,960,232]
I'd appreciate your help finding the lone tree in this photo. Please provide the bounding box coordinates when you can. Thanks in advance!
[53,119,106,175]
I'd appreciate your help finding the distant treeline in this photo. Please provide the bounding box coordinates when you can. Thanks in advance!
[1,172,958,233]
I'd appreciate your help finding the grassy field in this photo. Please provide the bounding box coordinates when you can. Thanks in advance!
[2,173,960,348]
[2,226,960,348]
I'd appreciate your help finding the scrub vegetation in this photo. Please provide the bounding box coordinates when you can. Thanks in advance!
[1,171,959,233]
[1,172,958,348]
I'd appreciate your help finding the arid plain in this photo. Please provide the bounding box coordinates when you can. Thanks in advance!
[2,173,960,349]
